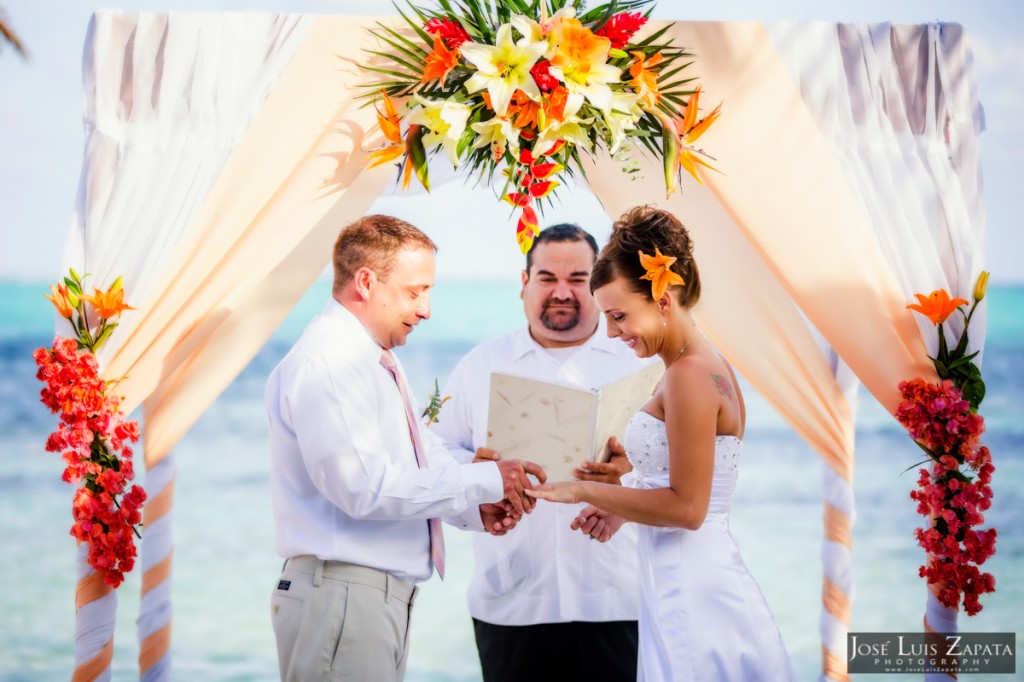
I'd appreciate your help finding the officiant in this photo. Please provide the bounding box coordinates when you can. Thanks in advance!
[434,224,654,681]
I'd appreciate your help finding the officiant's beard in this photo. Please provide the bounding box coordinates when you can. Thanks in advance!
[540,299,581,332]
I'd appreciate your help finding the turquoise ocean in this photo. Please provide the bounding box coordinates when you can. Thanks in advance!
[1,280,1021,680]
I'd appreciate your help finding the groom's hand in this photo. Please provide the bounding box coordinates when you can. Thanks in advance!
[480,501,519,536]
[495,459,547,516]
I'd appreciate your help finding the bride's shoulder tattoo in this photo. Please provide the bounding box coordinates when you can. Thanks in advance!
[711,372,732,398]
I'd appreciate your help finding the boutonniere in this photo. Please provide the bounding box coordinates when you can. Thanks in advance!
[422,379,452,425]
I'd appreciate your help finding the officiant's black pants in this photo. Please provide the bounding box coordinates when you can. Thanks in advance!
[473,618,638,682]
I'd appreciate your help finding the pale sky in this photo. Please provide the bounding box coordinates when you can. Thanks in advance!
[1,0,1021,283]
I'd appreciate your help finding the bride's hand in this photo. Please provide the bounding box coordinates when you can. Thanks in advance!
[570,505,624,542]
[524,481,582,504]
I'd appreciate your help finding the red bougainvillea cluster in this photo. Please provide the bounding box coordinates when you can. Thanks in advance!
[898,274,995,615]
[896,378,995,615]
[36,270,146,588]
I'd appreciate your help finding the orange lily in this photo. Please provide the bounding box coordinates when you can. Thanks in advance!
[507,90,541,129]
[907,290,968,325]
[367,91,405,168]
[44,283,76,318]
[422,32,459,88]
[638,248,685,300]
[551,18,610,76]
[629,51,663,111]
[81,286,136,320]
[542,85,569,124]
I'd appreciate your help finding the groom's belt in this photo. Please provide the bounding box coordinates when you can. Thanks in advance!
[285,555,417,605]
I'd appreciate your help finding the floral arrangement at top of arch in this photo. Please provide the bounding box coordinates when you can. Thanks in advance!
[362,0,721,253]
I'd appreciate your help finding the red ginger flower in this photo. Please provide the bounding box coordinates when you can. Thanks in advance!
[595,11,647,49]
[424,17,471,50]
[530,59,558,92]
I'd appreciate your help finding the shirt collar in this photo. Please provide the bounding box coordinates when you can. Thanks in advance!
[321,298,384,358]
[510,319,622,361]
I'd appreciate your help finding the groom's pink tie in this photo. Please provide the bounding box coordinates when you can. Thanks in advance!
[380,348,446,579]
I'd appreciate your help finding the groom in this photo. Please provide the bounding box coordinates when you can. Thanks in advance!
[265,214,544,682]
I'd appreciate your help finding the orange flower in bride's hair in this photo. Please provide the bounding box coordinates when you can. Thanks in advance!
[907,289,969,325]
[81,286,135,320]
[422,32,459,88]
[638,248,685,300]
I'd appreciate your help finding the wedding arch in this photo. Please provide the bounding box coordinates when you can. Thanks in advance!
[57,11,985,682]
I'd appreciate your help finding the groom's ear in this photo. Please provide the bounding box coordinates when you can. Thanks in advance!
[352,266,376,301]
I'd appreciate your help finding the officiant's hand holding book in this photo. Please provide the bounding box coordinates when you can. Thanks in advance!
[573,436,631,484]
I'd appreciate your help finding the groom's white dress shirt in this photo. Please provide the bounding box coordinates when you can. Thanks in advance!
[266,299,503,584]
[434,325,650,625]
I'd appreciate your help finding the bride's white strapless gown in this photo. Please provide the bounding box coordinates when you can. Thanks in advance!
[623,411,795,681]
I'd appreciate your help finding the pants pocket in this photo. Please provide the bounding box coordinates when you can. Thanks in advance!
[271,592,304,677]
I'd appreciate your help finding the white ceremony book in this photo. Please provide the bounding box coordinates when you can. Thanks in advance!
[485,363,663,482]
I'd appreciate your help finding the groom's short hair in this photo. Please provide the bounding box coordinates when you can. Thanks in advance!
[332,214,437,290]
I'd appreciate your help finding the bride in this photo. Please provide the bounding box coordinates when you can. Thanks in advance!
[527,206,795,681]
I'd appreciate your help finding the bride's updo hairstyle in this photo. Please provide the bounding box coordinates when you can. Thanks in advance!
[591,205,701,307]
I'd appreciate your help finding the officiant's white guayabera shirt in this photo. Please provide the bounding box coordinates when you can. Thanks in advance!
[434,325,650,625]
[266,299,504,584]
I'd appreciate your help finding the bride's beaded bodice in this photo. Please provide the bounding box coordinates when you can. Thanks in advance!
[623,411,741,515]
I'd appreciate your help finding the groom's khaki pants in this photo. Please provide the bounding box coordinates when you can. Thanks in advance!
[271,556,418,682]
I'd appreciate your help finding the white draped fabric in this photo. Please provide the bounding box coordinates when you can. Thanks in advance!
[767,25,987,679]
[767,22,987,356]
[63,12,311,679]
[60,13,985,681]
[66,12,313,366]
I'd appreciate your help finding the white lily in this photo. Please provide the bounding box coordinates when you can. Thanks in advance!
[511,7,576,59]
[602,91,643,154]
[461,24,548,117]
[535,112,594,155]
[549,61,622,117]
[407,97,472,166]
[471,115,520,160]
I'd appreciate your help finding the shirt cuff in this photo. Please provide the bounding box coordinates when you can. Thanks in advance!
[463,460,504,504]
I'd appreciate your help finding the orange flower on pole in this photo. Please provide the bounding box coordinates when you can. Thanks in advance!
[629,51,663,111]
[81,286,135,320]
[907,290,969,325]
[638,248,685,300]
[422,32,459,88]
[44,283,76,318]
